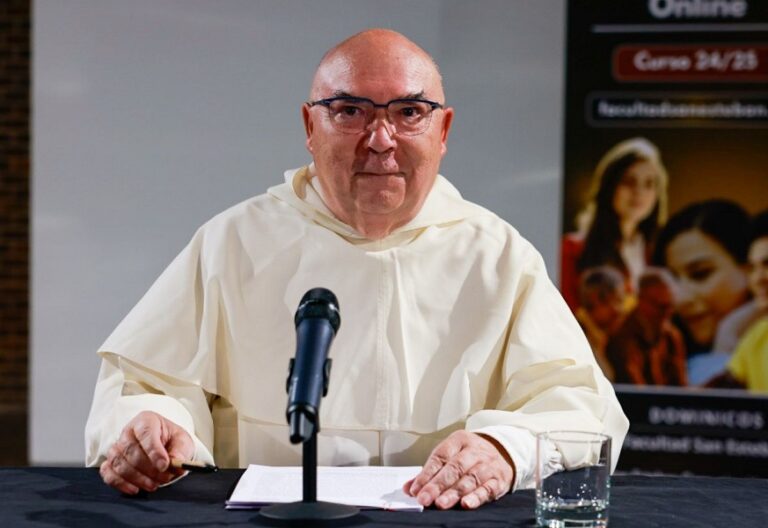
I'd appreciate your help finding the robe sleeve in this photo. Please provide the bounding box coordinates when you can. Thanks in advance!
[467,240,629,490]
[84,356,216,467]
[84,227,222,467]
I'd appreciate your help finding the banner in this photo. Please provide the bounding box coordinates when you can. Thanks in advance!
[562,0,768,476]
[618,386,768,476]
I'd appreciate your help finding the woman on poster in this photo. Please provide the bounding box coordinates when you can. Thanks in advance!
[705,209,768,392]
[561,137,669,312]
[652,199,752,383]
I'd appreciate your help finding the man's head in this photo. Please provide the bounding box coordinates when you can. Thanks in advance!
[302,29,454,240]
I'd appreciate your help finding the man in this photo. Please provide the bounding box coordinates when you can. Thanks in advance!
[607,268,687,386]
[86,29,628,510]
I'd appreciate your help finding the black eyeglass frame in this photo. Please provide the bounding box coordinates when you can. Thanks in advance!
[306,95,445,134]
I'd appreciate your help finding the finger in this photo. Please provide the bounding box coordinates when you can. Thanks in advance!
[434,462,495,510]
[461,478,507,510]
[100,460,139,495]
[117,427,164,478]
[434,488,461,510]
[402,478,415,495]
[449,464,488,496]
[108,444,160,492]
[409,438,466,497]
[165,425,195,466]
[164,425,196,480]
[460,481,493,509]
[416,448,482,506]
[133,415,170,472]
[159,461,187,481]
[409,454,449,497]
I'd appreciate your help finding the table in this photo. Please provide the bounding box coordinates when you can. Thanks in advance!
[1,468,766,527]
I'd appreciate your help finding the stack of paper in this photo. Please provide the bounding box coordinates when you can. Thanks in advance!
[226,465,423,511]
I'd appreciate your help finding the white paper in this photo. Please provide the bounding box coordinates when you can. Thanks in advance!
[226,465,423,511]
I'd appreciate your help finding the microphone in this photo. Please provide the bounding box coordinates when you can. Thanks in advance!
[286,288,341,444]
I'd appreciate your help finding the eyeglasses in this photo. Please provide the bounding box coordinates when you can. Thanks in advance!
[307,96,444,136]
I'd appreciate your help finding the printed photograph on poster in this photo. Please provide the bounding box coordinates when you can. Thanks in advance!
[561,1,768,393]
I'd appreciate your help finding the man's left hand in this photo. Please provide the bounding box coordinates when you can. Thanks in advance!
[403,430,515,510]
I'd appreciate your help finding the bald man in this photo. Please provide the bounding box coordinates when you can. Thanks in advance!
[86,29,628,510]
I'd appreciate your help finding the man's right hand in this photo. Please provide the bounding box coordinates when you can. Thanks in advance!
[99,410,195,494]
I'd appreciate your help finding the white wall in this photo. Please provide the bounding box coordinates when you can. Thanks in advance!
[32,0,565,464]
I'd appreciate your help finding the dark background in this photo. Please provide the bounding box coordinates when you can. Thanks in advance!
[0,0,29,466]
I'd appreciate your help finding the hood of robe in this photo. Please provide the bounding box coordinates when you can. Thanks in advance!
[267,165,490,249]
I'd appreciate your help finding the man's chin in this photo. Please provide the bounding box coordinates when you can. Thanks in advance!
[354,181,406,208]
[357,196,405,216]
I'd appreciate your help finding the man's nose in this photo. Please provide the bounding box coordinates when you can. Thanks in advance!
[365,118,397,153]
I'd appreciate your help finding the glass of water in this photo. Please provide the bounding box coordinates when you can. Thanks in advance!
[536,431,611,528]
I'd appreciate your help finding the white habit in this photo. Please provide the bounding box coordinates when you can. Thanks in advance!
[85,166,629,489]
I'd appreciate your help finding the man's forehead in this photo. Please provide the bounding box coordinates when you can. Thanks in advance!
[313,60,440,99]
[311,32,443,100]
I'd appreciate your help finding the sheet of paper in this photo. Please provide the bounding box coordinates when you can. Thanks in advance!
[226,465,423,511]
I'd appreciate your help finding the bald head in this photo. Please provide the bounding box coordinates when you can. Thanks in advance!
[310,29,444,102]
[301,29,454,240]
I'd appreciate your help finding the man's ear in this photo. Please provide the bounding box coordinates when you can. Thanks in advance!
[302,103,314,154]
[439,107,454,157]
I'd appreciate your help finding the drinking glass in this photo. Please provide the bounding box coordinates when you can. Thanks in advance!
[536,431,611,528]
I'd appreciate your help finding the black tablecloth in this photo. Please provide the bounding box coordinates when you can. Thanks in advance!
[1,468,766,527]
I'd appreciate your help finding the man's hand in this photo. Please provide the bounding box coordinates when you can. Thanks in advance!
[99,411,195,494]
[403,430,515,510]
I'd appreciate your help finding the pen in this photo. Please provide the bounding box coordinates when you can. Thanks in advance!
[170,459,219,473]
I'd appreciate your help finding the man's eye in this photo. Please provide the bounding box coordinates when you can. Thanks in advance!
[340,105,363,116]
[398,106,425,120]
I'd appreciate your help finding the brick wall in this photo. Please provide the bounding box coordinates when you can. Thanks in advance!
[0,0,29,466]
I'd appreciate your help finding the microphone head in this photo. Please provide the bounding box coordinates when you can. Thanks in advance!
[295,288,340,333]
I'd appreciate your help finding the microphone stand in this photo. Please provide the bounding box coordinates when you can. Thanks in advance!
[259,358,359,523]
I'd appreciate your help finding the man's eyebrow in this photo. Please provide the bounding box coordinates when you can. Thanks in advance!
[327,90,428,101]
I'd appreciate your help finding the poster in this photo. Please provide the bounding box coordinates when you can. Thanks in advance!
[563,0,768,476]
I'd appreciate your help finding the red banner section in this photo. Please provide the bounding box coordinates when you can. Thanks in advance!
[614,44,768,82]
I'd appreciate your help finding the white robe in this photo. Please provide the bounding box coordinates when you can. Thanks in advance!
[85,166,629,490]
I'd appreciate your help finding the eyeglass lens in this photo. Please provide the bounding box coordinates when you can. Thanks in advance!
[326,99,435,135]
